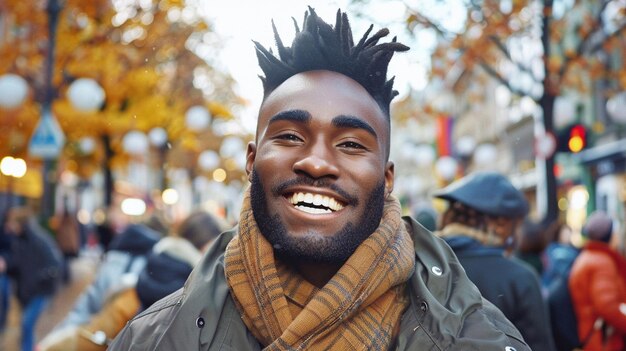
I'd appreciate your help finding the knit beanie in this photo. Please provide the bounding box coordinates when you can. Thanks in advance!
[583,211,613,243]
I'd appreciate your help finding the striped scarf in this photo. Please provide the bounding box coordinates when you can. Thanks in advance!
[224,189,415,350]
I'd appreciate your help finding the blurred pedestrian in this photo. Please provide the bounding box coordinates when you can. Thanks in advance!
[3,206,63,351]
[54,222,160,330]
[434,171,557,351]
[541,221,581,351]
[0,221,13,332]
[514,218,549,275]
[135,210,223,311]
[569,211,626,351]
[38,210,224,351]
[53,202,80,284]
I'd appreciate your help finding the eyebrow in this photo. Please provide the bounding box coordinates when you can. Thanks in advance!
[268,109,311,125]
[332,115,377,138]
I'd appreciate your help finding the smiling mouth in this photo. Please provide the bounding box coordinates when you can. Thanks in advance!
[287,192,345,214]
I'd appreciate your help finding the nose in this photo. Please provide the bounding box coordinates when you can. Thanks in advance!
[292,142,339,179]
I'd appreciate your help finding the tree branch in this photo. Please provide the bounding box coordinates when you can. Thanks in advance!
[478,57,532,99]
[588,21,626,53]
[488,35,540,82]
[404,4,460,39]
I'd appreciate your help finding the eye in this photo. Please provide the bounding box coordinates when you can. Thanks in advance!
[275,133,303,142]
[338,141,366,150]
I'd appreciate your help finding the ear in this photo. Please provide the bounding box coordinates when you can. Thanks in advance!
[245,141,257,182]
[384,161,394,198]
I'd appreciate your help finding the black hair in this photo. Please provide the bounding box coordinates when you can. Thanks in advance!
[254,7,408,118]
[178,210,223,250]
[440,201,489,232]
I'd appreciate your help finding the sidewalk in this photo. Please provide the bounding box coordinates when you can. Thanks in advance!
[0,252,99,350]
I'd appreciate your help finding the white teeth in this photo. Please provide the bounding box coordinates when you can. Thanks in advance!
[322,197,330,208]
[304,193,314,203]
[295,205,332,214]
[289,192,345,212]
[313,194,323,206]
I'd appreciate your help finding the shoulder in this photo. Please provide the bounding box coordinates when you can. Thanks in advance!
[401,217,530,350]
[572,249,614,273]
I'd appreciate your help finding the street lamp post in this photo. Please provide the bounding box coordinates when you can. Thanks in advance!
[39,0,63,222]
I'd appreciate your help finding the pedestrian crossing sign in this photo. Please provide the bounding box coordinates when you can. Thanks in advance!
[28,113,66,159]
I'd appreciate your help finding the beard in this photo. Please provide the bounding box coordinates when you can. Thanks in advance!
[249,168,385,264]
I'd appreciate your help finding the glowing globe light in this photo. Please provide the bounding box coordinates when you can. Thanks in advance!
[198,150,220,171]
[414,144,436,168]
[122,131,149,155]
[474,143,498,167]
[79,137,96,154]
[0,74,29,109]
[219,136,245,158]
[0,156,27,178]
[162,188,179,205]
[120,198,146,216]
[148,127,168,147]
[185,105,211,131]
[67,78,105,112]
[435,156,458,181]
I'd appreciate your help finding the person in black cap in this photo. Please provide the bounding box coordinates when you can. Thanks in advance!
[434,171,557,351]
[569,211,626,351]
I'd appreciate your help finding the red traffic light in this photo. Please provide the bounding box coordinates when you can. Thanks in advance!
[568,124,586,153]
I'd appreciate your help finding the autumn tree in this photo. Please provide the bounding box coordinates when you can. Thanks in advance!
[356,0,625,222]
[0,0,242,217]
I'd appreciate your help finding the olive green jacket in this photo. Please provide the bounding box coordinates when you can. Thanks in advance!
[110,217,530,350]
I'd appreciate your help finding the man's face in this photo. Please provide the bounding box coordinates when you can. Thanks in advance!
[247,70,394,263]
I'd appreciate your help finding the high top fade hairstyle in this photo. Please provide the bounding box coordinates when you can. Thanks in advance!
[254,6,409,119]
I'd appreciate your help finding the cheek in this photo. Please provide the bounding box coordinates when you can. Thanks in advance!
[255,146,289,166]
[253,146,292,178]
[341,157,386,179]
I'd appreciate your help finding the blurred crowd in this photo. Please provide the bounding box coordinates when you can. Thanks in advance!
[418,172,626,351]
[0,202,227,351]
[0,170,625,351]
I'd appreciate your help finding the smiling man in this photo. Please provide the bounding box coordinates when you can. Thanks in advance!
[110,7,530,350]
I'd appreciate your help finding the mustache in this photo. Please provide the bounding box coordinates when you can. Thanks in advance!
[271,176,358,206]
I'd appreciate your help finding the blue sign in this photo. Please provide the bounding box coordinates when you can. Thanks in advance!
[28,113,65,159]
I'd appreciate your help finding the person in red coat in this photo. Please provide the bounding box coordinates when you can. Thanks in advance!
[569,211,626,351]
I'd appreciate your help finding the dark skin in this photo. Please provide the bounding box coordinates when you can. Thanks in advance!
[245,70,395,287]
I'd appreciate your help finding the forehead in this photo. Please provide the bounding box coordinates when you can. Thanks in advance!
[258,70,389,136]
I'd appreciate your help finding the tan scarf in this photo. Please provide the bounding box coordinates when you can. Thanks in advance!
[224,189,415,350]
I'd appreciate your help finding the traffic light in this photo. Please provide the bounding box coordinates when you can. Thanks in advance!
[567,124,586,152]
[557,123,587,153]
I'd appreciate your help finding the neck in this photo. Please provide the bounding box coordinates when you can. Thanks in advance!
[292,260,342,288]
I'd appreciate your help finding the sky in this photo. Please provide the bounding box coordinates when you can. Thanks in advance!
[200,0,435,132]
